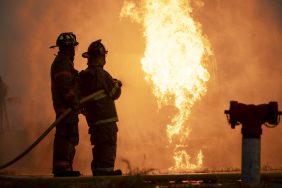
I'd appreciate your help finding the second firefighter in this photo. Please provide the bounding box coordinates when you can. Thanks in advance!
[79,39,122,176]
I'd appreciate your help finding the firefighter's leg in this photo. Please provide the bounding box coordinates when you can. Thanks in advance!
[53,113,79,176]
[89,122,120,176]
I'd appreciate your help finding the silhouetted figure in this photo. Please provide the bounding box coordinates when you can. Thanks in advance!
[79,40,122,176]
[50,32,80,177]
[0,76,9,133]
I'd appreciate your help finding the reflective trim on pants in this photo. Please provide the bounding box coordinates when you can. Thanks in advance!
[90,117,118,126]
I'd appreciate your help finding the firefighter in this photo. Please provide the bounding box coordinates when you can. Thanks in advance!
[50,32,80,177]
[0,76,8,132]
[79,39,122,176]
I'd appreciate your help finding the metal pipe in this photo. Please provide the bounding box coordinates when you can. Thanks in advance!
[224,101,281,186]
[242,137,260,185]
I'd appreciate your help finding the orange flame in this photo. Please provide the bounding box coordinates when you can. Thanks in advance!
[121,0,212,172]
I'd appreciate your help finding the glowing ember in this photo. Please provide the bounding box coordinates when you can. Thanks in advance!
[121,0,212,172]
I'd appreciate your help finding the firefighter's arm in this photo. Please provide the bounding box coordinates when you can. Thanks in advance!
[53,61,79,107]
[98,69,122,100]
[110,79,122,100]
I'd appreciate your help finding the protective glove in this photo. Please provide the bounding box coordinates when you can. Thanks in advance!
[113,79,122,87]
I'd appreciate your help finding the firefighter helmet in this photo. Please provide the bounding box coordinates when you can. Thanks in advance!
[50,32,79,49]
[82,39,108,58]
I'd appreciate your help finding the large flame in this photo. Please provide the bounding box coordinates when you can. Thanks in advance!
[121,0,212,172]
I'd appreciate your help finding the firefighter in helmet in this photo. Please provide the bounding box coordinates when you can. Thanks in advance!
[79,39,122,176]
[50,32,80,177]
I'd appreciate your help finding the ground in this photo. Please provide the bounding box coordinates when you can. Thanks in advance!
[0,172,282,188]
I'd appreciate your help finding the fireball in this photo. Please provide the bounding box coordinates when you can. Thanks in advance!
[121,0,212,172]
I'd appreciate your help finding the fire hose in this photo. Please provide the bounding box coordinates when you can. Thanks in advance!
[0,90,105,170]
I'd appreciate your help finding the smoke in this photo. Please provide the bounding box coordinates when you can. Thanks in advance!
[0,0,281,175]
[190,0,282,169]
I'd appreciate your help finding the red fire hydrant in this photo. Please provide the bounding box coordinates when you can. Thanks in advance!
[224,101,281,185]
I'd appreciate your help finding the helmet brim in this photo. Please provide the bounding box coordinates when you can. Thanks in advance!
[82,52,89,58]
[49,45,58,49]
[49,42,79,49]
